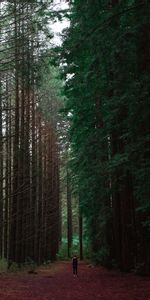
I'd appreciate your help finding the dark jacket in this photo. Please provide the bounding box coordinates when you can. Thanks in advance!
[72,257,78,267]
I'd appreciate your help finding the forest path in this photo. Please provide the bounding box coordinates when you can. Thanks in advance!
[0,261,150,300]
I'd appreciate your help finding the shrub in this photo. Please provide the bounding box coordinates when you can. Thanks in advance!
[0,258,8,273]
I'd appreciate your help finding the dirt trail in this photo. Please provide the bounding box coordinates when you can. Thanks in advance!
[0,261,150,300]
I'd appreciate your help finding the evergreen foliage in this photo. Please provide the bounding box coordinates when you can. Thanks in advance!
[0,1,62,265]
[60,0,150,272]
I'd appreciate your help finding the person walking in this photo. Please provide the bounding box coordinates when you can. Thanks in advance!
[72,255,78,276]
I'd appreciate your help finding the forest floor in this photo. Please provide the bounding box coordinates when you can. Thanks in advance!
[0,261,150,300]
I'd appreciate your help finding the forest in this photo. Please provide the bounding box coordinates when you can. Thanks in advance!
[0,0,150,281]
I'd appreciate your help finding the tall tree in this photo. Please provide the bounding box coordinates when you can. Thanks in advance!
[60,0,150,272]
[0,0,62,265]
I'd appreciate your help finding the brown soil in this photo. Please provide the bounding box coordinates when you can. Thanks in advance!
[0,261,149,300]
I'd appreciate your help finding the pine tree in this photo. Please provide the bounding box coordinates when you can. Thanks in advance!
[0,0,62,265]
[60,0,150,272]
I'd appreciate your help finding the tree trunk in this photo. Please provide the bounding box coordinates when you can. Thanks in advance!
[67,167,72,257]
[79,205,83,260]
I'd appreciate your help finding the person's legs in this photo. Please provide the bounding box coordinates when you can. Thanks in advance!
[75,266,77,275]
[73,266,78,276]
[73,266,75,275]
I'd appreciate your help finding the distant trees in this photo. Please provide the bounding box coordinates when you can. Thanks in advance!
[61,0,150,272]
[0,1,61,265]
